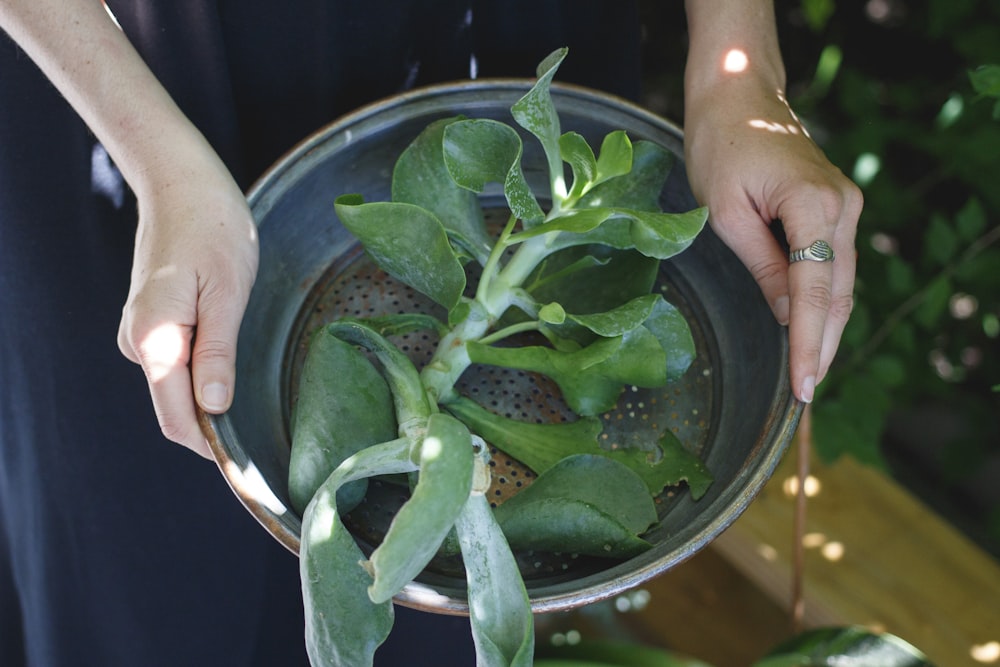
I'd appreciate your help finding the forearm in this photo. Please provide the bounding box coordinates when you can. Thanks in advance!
[683,0,786,108]
[0,0,221,199]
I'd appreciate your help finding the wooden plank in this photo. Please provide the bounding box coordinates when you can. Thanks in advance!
[710,438,1000,667]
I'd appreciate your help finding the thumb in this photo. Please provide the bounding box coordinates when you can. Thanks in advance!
[190,282,247,414]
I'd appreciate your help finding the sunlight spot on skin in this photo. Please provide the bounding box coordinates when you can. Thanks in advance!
[748,118,801,135]
[783,474,822,498]
[723,49,749,73]
[972,641,1000,663]
[141,323,187,382]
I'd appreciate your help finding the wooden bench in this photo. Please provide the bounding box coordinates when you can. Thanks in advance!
[621,430,1000,666]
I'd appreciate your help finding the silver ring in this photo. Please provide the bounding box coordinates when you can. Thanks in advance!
[789,240,835,264]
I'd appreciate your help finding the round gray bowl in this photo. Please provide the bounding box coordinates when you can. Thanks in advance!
[201,80,802,615]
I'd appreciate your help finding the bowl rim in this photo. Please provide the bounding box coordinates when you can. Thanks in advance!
[200,77,803,615]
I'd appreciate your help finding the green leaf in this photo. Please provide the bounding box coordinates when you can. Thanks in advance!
[500,454,656,534]
[443,118,544,224]
[560,131,598,199]
[641,297,697,381]
[511,47,567,201]
[594,131,634,185]
[327,320,433,428]
[914,275,952,330]
[366,413,474,603]
[526,246,659,321]
[538,302,567,325]
[954,196,987,242]
[560,130,633,202]
[923,213,958,266]
[300,439,418,667]
[288,328,397,515]
[444,397,711,496]
[579,140,675,212]
[334,195,466,310]
[494,454,657,558]
[467,335,626,415]
[869,354,907,388]
[537,639,713,667]
[754,626,934,666]
[969,64,1000,98]
[538,206,708,260]
[567,294,662,337]
[455,494,534,667]
[885,255,916,295]
[391,116,493,265]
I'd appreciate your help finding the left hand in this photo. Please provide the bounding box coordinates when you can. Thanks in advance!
[683,77,862,403]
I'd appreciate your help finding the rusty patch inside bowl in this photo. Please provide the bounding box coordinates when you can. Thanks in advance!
[283,220,715,582]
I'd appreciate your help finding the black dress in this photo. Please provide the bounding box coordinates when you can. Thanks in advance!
[0,2,639,665]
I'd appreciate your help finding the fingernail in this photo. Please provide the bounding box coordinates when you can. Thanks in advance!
[775,296,790,325]
[201,382,230,411]
[800,376,815,404]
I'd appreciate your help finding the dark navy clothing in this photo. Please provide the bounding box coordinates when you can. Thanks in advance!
[0,2,639,665]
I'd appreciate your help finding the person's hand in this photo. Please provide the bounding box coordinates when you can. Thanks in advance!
[683,76,862,403]
[117,153,258,457]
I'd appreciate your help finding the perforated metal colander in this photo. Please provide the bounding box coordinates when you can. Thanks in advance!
[285,225,714,583]
[201,80,801,615]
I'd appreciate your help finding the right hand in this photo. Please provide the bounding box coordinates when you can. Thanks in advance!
[117,154,259,458]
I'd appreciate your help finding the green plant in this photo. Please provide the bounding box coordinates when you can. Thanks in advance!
[536,626,933,667]
[290,48,712,667]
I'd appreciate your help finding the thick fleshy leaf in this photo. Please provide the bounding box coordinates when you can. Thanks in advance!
[443,119,543,224]
[455,494,534,667]
[288,328,397,515]
[326,320,433,429]
[511,47,567,200]
[498,497,651,558]
[559,132,597,197]
[566,294,661,337]
[656,430,714,500]
[525,246,659,326]
[579,139,675,212]
[593,131,633,185]
[366,413,474,603]
[534,206,707,260]
[392,116,493,265]
[754,626,934,667]
[502,454,657,534]
[642,297,696,381]
[444,397,703,495]
[334,195,466,310]
[300,438,417,667]
[537,639,713,667]
[466,335,626,415]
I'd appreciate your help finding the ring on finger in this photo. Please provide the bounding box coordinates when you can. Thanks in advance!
[789,240,835,264]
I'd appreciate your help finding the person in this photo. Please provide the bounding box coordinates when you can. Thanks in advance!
[0,1,861,665]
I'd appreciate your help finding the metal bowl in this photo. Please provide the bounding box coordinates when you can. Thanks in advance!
[201,80,801,615]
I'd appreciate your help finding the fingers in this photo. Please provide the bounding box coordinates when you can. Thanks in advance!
[119,310,212,459]
[190,274,251,416]
[782,182,861,403]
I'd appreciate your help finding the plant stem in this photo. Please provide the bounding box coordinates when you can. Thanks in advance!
[475,213,518,307]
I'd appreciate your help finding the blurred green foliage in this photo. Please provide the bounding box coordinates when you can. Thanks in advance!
[781,0,1000,551]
